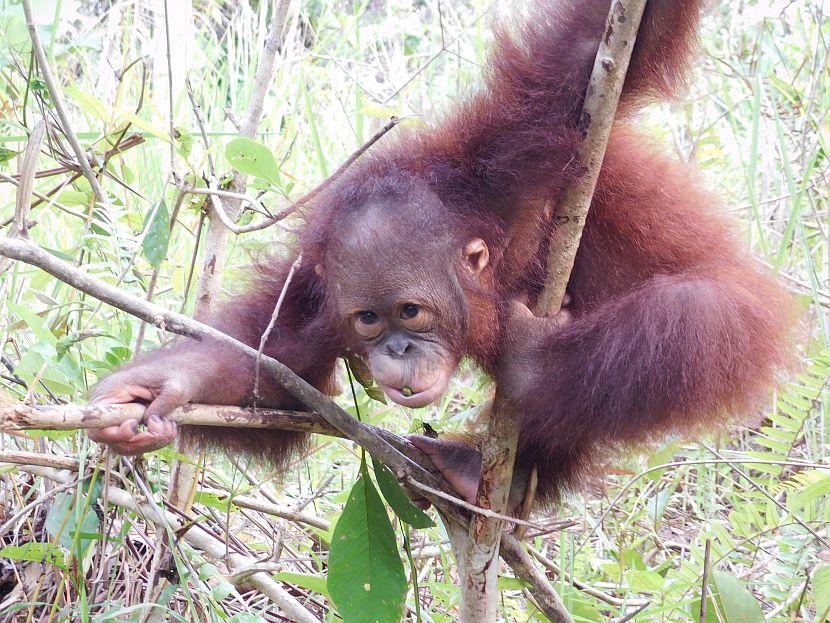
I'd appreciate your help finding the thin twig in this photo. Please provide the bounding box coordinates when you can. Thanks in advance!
[177,183,269,216]
[701,442,829,547]
[162,0,176,173]
[12,463,322,623]
[12,120,45,237]
[0,172,85,222]
[207,115,403,235]
[612,603,651,623]
[528,547,649,608]
[21,0,109,205]
[699,538,712,623]
[498,536,575,623]
[193,1,293,318]
[185,78,216,175]
[0,121,45,279]
[254,254,302,405]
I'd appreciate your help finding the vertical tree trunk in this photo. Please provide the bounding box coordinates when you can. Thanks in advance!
[457,1,651,620]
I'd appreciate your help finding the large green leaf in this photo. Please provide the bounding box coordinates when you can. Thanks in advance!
[45,491,101,551]
[328,473,407,623]
[225,137,281,184]
[142,200,169,269]
[65,86,108,122]
[710,570,765,623]
[276,572,330,597]
[372,457,434,529]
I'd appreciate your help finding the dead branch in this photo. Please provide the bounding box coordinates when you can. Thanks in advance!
[8,463,321,623]
[0,402,337,435]
[0,120,44,279]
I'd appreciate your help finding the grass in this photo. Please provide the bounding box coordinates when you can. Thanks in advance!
[0,0,827,621]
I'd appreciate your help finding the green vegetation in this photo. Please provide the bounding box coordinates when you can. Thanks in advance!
[0,1,827,621]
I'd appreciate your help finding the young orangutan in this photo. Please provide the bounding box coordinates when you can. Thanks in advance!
[89,0,796,505]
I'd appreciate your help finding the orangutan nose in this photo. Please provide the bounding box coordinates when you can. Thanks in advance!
[386,335,416,357]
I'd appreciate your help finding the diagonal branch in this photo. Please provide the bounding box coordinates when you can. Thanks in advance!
[0,236,438,488]
[21,0,109,206]
[0,235,571,622]
[463,1,651,621]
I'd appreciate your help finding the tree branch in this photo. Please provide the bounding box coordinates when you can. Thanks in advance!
[8,463,321,623]
[21,0,109,205]
[462,1,650,621]
[193,0,293,318]
[0,236,434,488]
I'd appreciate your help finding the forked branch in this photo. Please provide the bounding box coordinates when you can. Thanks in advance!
[463,1,651,621]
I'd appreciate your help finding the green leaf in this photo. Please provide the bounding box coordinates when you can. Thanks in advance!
[372,457,434,528]
[122,112,171,143]
[347,355,387,405]
[645,442,679,481]
[174,128,194,159]
[627,570,664,594]
[15,342,84,395]
[815,565,830,623]
[142,200,170,269]
[710,570,764,623]
[211,580,235,601]
[0,146,17,164]
[497,576,530,591]
[364,384,388,404]
[0,542,66,569]
[275,572,330,597]
[328,474,407,623]
[9,302,56,345]
[225,137,281,184]
[45,492,101,551]
[65,86,108,121]
[191,491,232,513]
[792,472,830,509]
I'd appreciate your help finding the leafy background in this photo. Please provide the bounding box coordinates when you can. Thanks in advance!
[0,0,827,621]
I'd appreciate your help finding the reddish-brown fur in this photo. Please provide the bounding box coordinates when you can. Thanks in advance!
[91,0,796,502]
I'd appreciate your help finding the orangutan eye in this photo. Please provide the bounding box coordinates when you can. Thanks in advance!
[401,303,420,320]
[357,310,379,325]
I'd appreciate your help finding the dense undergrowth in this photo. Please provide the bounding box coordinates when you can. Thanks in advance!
[0,1,827,621]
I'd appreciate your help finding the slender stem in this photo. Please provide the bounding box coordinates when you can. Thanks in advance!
[21,0,109,205]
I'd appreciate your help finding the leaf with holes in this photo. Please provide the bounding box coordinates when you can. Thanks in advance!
[328,473,407,623]
[0,542,66,569]
[225,137,281,184]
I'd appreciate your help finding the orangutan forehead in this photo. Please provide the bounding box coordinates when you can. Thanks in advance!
[326,200,456,266]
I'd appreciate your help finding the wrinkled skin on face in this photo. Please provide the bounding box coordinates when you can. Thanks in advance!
[322,197,489,408]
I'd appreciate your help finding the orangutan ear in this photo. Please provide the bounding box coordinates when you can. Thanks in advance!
[463,238,489,275]
[314,263,325,277]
